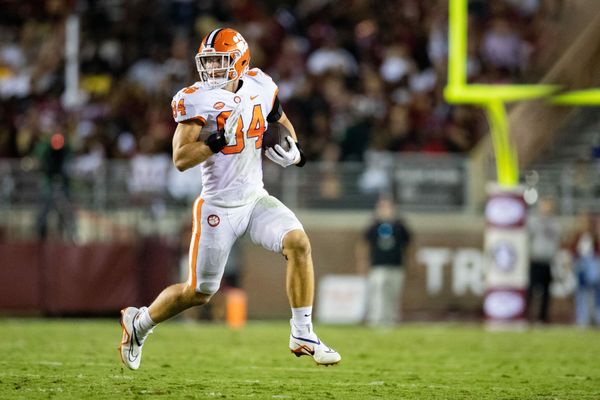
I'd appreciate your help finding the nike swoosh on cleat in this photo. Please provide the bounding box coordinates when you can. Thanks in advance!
[128,349,138,362]
[292,344,315,356]
[290,334,321,345]
[128,335,139,362]
[132,318,143,347]
[303,314,311,317]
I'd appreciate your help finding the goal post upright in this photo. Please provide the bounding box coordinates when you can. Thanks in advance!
[445,0,544,326]
[446,0,600,326]
[445,0,559,187]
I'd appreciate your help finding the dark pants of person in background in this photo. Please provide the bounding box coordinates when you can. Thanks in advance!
[527,261,552,323]
[36,176,76,240]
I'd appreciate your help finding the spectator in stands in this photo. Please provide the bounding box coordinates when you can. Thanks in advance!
[571,212,600,327]
[527,196,561,323]
[306,32,358,77]
[0,0,562,166]
[357,196,412,326]
[370,104,415,152]
[481,18,526,74]
[34,130,76,240]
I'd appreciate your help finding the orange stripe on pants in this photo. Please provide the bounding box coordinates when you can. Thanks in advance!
[188,197,205,288]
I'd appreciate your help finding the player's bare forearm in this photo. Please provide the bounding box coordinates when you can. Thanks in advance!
[172,121,213,171]
[277,112,298,142]
[173,141,213,171]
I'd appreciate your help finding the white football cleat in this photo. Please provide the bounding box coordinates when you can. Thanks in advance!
[289,328,341,366]
[119,307,150,370]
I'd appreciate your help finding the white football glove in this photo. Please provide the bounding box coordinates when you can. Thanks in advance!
[265,136,301,168]
[224,102,244,144]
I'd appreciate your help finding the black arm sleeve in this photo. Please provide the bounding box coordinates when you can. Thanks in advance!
[266,96,283,123]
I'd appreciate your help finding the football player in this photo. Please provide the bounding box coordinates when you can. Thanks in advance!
[119,28,341,369]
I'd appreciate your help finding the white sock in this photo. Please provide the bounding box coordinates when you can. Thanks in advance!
[134,307,156,337]
[291,306,313,335]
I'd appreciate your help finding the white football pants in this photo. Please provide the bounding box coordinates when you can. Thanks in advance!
[187,194,303,295]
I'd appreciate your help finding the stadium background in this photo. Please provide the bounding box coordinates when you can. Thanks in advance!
[1,0,599,323]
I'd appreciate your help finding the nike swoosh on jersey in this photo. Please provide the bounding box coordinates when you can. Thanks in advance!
[250,95,258,100]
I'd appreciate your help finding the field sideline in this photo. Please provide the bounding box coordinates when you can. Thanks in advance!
[0,319,599,399]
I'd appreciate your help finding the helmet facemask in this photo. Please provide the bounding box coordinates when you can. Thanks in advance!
[195,50,241,89]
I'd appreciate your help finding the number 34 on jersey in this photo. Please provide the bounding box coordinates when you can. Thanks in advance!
[172,97,265,155]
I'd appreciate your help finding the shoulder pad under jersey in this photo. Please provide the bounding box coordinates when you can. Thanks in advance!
[171,83,213,125]
[244,68,279,113]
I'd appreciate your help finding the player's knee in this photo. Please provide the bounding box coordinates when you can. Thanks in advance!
[197,281,220,299]
[182,284,213,306]
[283,230,311,257]
[191,292,212,306]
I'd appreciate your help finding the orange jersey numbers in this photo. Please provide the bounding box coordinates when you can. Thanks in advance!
[217,110,245,154]
[183,86,199,94]
[171,100,177,119]
[216,104,266,154]
[247,104,265,149]
[172,99,187,118]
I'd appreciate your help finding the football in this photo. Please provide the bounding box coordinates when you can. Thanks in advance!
[262,122,292,151]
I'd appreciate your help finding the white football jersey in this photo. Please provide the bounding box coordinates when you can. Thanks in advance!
[171,68,278,206]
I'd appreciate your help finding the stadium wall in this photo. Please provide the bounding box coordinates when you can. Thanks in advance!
[0,238,177,315]
[0,212,578,322]
[243,212,577,323]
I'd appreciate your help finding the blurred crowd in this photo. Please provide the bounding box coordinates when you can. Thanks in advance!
[0,0,566,166]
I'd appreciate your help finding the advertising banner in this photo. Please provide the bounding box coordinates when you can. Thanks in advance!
[483,184,528,325]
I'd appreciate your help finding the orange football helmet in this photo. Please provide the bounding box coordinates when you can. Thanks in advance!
[196,28,250,89]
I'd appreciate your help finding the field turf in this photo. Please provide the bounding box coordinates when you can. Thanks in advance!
[0,319,599,399]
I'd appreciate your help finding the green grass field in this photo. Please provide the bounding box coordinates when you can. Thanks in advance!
[1,319,599,399]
